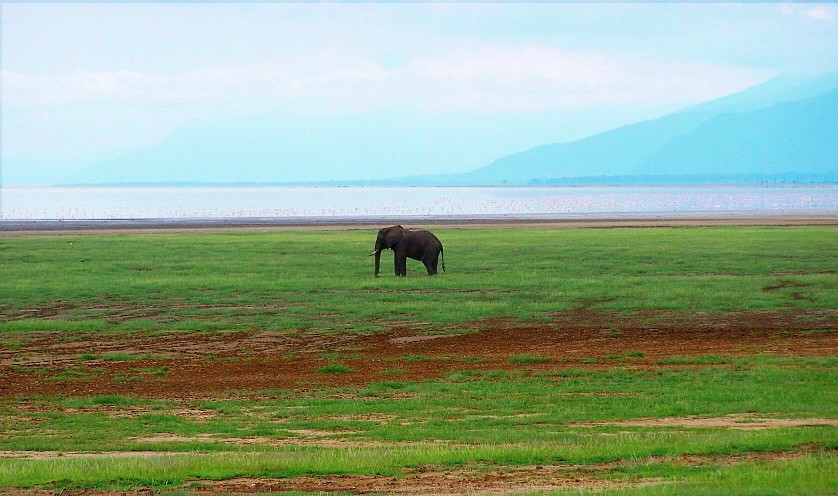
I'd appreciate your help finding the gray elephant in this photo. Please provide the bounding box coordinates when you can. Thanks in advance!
[370,225,445,277]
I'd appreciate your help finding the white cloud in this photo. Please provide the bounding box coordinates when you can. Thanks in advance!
[2,51,394,111]
[780,4,835,23]
[391,44,771,112]
[2,70,176,106]
[2,43,771,115]
[807,6,835,22]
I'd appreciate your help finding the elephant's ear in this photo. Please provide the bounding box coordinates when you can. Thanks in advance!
[385,227,404,248]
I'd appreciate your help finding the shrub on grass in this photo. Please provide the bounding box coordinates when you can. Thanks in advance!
[317,363,354,374]
[507,354,551,364]
[657,354,730,365]
[402,355,431,363]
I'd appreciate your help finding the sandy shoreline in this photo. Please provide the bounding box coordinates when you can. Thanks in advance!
[1,211,836,237]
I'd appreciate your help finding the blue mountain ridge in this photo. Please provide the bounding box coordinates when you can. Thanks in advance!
[460,72,837,185]
[637,88,837,176]
[60,71,837,186]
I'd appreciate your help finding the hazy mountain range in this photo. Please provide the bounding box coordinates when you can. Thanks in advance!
[46,71,838,186]
[397,72,838,186]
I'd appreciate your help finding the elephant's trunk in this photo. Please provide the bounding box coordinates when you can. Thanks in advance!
[373,250,381,277]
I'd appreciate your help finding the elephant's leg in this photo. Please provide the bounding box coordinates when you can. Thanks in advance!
[430,255,439,275]
[393,254,401,276]
[398,256,408,276]
[422,254,438,275]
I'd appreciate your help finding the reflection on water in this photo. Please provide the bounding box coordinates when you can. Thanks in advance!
[1,186,836,220]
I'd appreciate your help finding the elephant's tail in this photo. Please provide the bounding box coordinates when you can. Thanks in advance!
[441,248,446,272]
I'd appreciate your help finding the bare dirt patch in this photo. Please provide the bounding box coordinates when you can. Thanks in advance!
[1,309,835,399]
[0,450,179,460]
[389,334,454,344]
[191,470,627,495]
[575,413,838,430]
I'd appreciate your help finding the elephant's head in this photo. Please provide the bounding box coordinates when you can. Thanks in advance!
[370,225,404,277]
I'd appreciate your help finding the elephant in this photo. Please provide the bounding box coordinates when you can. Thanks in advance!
[369,225,445,277]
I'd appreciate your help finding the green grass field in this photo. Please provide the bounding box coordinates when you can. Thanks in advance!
[0,226,836,494]
[2,227,835,332]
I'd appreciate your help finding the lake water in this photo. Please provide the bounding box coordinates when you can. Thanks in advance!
[1,185,836,220]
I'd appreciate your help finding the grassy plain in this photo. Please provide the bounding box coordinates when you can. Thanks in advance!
[0,226,836,494]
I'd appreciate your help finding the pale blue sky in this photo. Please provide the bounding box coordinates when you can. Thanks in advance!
[2,2,836,184]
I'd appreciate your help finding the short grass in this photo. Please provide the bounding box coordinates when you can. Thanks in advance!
[2,451,834,493]
[0,227,835,337]
[0,227,836,492]
[507,353,552,364]
[315,362,354,374]
[1,356,835,487]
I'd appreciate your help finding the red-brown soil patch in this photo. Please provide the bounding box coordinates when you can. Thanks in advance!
[189,469,629,495]
[1,309,835,399]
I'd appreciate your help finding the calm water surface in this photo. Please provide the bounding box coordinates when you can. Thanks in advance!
[1,186,836,220]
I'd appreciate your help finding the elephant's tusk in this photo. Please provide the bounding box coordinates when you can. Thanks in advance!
[369,251,379,257]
